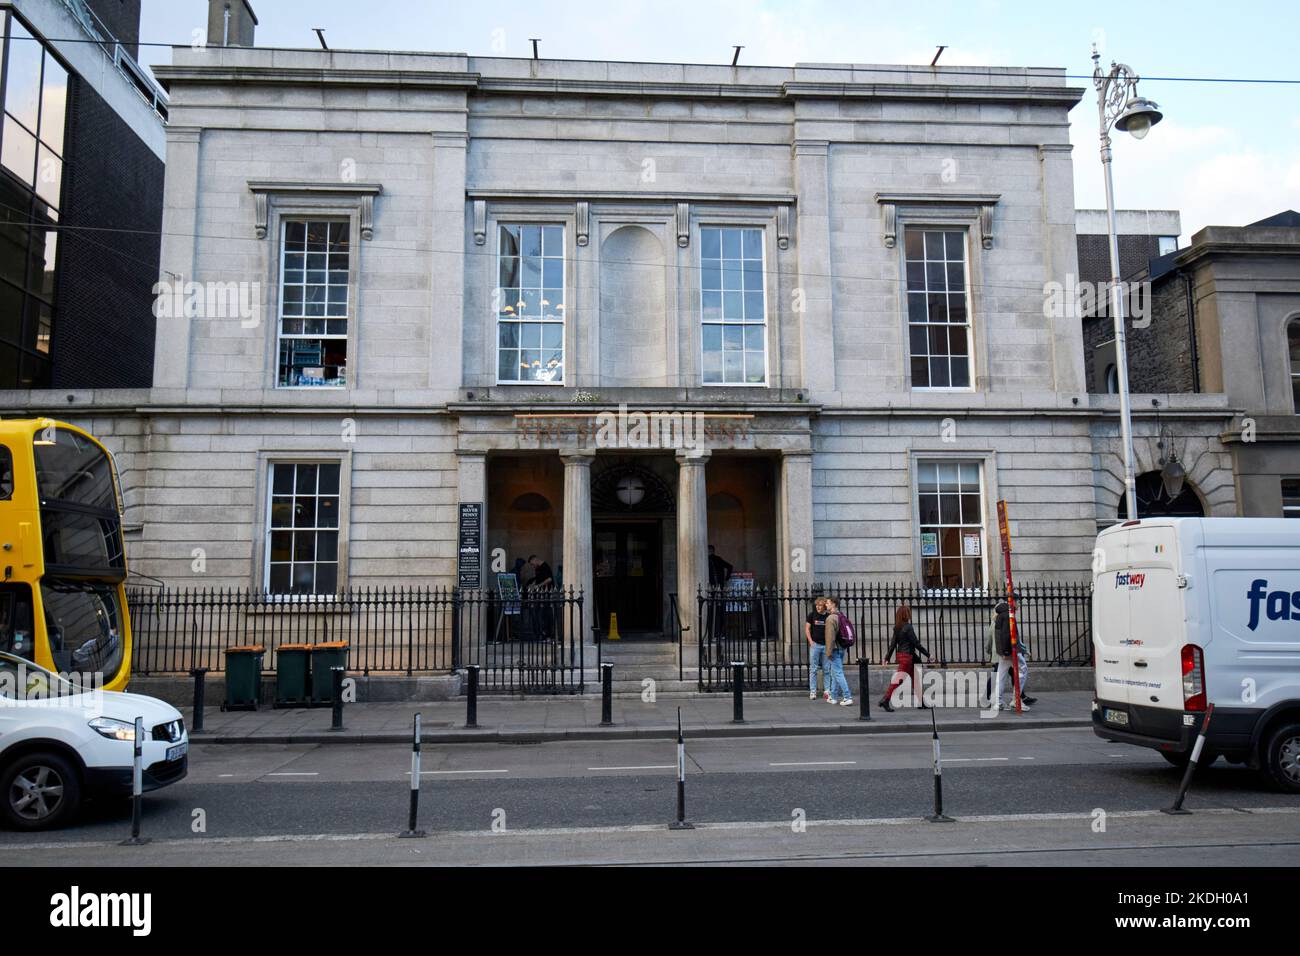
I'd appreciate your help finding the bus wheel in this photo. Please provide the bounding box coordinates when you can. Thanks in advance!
[2,752,82,830]
[1262,723,1300,794]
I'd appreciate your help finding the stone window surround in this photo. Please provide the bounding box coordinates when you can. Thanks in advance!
[478,203,576,388]
[472,196,789,390]
[906,447,1000,589]
[688,211,783,390]
[249,182,380,392]
[887,205,992,395]
[250,449,354,596]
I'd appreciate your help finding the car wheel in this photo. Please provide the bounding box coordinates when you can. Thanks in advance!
[1,752,82,831]
[1262,723,1300,794]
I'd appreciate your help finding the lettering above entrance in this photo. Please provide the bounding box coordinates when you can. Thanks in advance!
[591,464,676,514]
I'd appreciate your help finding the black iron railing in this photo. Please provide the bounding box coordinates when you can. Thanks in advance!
[697,581,1092,691]
[127,586,585,694]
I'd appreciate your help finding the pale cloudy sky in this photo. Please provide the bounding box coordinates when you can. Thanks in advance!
[140,0,1300,240]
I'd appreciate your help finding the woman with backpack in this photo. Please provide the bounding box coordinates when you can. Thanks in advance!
[879,604,930,712]
[822,595,854,706]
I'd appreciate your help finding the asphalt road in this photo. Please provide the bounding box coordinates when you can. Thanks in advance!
[3,726,1298,865]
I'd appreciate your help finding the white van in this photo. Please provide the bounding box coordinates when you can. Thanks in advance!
[1092,517,1300,792]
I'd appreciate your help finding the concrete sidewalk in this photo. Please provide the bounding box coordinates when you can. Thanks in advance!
[185,690,1095,745]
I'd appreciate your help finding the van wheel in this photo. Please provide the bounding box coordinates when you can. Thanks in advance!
[1160,749,1217,769]
[1,752,82,831]
[1262,723,1300,794]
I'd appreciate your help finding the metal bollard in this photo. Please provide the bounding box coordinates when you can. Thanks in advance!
[858,658,871,721]
[119,716,150,846]
[1163,703,1216,815]
[328,666,345,732]
[600,662,614,727]
[926,707,955,823]
[189,667,209,733]
[465,664,480,728]
[400,713,426,838]
[669,707,694,830]
[731,661,746,723]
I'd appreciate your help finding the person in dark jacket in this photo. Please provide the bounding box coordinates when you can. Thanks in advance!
[991,600,1034,710]
[879,604,929,711]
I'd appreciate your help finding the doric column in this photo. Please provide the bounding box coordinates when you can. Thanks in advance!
[561,451,596,644]
[675,448,711,645]
[779,451,815,589]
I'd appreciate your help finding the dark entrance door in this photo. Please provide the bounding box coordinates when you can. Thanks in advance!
[593,521,662,635]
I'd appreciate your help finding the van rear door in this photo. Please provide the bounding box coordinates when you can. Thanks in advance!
[1093,527,1131,709]
[1122,523,1186,716]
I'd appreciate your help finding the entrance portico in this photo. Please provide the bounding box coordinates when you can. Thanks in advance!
[456,403,815,662]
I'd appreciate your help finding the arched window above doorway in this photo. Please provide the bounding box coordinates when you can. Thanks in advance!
[1119,471,1204,519]
[591,464,675,514]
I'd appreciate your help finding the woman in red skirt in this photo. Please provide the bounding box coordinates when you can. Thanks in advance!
[879,604,930,711]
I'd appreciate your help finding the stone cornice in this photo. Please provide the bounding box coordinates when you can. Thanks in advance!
[466,188,796,205]
[153,64,1083,108]
[152,65,482,91]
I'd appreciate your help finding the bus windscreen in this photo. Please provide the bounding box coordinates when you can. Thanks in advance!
[34,429,125,579]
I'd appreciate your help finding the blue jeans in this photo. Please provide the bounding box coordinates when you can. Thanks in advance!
[827,648,852,701]
[809,643,829,694]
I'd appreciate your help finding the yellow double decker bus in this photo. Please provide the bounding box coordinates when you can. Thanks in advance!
[0,419,131,691]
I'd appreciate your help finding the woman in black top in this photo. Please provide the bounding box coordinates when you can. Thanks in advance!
[879,604,930,711]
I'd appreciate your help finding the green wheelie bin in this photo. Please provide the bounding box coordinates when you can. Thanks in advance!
[310,642,350,706]
[222,645,265,711]
[275,644,313,707]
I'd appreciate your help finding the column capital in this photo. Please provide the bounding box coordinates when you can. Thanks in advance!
[675,448,711,466]
[455,449,488,460]
[780,448,814,461]
[560,450,596,466]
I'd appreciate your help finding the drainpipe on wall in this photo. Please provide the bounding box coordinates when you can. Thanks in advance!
[1180,268,1200,393]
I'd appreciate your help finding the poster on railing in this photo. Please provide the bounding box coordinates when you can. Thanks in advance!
[724,571,755,612]
[497,573,521,615]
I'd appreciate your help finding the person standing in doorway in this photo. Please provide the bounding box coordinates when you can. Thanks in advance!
[805,596,831,701]
[879,605,929,712]
[706,546,733,639]
[823,595,854,706]
[708,546,733,586]
[527,554,556,640]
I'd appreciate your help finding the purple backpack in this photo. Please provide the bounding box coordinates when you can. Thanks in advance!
[835,611,857,647]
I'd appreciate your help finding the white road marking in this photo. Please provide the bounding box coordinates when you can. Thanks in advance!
[265,772,319,777]
[415,769,510,775]
[769,760,857,767]
[587,765,676,771]
[946,757,1010,763]
[219,774,235,778]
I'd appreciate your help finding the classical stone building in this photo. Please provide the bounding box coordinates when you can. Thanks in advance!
[0,20,1244,651]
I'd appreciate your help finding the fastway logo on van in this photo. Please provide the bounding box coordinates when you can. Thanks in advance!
[1114,571,1146,590]
[1246,579,1300,631]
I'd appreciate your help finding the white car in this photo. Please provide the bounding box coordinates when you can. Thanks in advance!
[0,652,188,830]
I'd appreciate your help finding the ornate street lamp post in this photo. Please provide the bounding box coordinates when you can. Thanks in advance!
[1092,44,1163,520]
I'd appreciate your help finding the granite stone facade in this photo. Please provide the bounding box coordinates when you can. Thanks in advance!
[0,49,1243,640]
